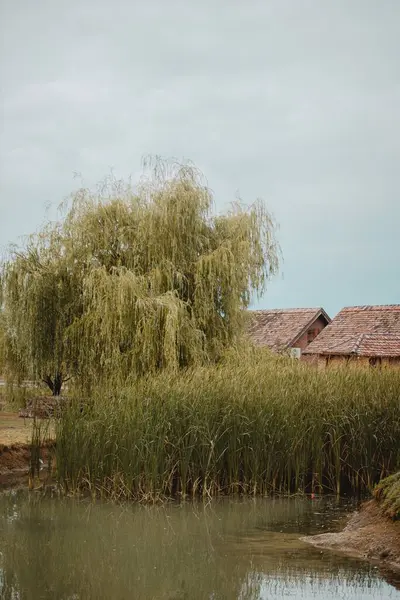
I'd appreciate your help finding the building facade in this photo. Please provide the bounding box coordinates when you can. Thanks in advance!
[303,305,400,367]
[248,307,331,356]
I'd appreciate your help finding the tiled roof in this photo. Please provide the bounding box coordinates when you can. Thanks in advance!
[303,305,400,357]
[357,334,400,357]
[248,308,330,350]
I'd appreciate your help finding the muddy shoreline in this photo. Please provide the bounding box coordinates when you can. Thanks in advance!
[0,442,54,489]
[302,499,400,574]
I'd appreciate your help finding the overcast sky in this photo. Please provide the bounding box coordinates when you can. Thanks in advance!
[1,0,399,317]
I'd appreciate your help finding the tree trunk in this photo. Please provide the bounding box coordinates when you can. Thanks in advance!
[53,373,63,396]
[43,372,63,396]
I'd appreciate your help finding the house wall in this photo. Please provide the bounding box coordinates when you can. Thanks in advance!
[388,357,400,367]
[300,354,319,366]
[325,355,368,369]
[367,357,400,368]
[302,354,400,369]
[291,316,328,351]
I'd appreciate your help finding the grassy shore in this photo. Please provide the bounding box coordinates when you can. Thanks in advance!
[52,348,400,501]
[374,472,400,520]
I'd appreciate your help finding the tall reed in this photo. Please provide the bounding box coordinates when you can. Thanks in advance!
[55,349,400,500]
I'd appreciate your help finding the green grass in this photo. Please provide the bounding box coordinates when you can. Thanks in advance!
[54,348,400,501]
[374,472,400,520]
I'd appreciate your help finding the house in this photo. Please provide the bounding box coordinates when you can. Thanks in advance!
[248,308,331,357]
[303,304,400,367]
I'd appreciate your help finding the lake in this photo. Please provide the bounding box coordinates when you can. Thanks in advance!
[0,491,399,599]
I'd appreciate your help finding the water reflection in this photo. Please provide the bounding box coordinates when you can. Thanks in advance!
[0,491,398,599]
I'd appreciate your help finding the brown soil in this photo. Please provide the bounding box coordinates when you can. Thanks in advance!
[302,500,400,573]
[0,412,36,445]
[0,443,32,473]
[0,442,55,488]
[0,412,55,488]
[1,411,56,444]
[0,442,54,473]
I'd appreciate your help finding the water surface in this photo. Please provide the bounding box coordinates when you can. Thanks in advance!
[0,491,398,599]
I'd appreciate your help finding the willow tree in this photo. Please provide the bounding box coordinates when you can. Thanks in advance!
[0,159,279,394]
[0,223,82,395]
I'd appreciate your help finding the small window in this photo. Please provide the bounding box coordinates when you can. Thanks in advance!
[307,329,319,344]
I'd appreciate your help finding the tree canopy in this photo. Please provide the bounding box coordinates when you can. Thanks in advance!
[0,159,280,394]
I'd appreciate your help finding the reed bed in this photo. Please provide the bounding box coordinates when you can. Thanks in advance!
[55,349,400,500]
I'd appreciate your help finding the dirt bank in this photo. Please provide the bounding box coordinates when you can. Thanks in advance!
[0,411,55,488]
[0,442,54,488]
[0,411,55,445]
[0,412,36,445]
[302,499,400,573]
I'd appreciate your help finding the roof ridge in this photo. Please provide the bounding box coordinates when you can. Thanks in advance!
[353,333,365,355]
[250,307,323,313]
[289,308,331,346]
[305,334,358,353]
[341,305,400,312]
[362,332,400,338]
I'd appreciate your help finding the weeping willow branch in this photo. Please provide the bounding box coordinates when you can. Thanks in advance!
[0,158,280,393]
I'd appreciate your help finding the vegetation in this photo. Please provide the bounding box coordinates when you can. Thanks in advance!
[55,347,400,501]
[2,159,398,504]
[0,159,279,395]
[374,472,400,520]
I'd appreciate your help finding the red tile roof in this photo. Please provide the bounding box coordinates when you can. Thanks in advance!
[303,305,400,357]
[356,333,400,357]
[248,308,330,351]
